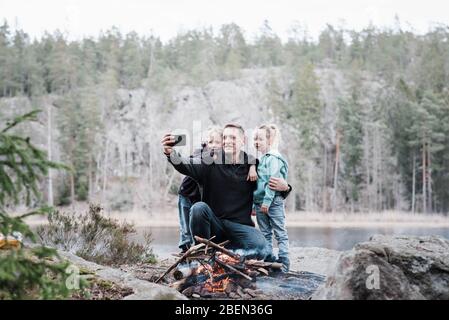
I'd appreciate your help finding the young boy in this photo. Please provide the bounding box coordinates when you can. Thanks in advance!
[177,126,223,252]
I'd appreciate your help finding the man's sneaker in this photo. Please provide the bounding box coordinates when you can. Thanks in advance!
[276,256,290,272]
[264,254,277,263]
[179,244,190,254]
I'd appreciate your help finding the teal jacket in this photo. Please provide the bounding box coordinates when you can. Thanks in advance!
[253,150,288,208]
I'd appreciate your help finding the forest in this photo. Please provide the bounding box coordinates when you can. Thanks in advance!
[1,19,448,214]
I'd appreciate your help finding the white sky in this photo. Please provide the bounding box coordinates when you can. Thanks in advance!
[1,0,448,42]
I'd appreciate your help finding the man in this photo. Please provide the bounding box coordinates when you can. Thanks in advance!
[162,124,291,259]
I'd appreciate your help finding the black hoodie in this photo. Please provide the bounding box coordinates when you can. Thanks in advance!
[177,146,211,203]
[168,149,256,226]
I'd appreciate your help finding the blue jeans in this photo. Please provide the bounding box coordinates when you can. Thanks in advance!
[178,194,194,249]
[189,202,269,260]
[255,196,289,260]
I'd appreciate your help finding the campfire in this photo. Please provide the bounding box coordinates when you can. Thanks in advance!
[155,236,283,299]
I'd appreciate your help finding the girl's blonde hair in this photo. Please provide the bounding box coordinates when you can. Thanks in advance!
[258,123,281,151]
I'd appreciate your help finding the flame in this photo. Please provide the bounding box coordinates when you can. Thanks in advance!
[188,252,245,293]
[193,261,232,292]
[204,277,230,292]
[216,253,240,264]
[196,263,214,274]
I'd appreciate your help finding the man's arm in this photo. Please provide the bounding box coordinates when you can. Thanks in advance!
[162,134,207,183]
[269,177,292,199]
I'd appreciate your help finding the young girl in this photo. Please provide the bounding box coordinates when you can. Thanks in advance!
[177,126,257,252]
[253,124,290,272]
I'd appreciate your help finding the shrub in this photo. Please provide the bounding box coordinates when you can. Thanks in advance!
[0,209,76,299]
[37,204,156,266]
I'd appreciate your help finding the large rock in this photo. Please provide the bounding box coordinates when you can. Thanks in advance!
[313,235,449,300]
[288,247,342,276]
[58,250,187,300]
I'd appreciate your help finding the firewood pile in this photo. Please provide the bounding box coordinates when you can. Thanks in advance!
[155,236,284,299]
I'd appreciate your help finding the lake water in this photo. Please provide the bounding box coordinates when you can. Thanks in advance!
[137,226,449,257]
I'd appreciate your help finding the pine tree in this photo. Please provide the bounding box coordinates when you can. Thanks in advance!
[290,62,323,152]
[0,109,75,299]
[120,31,144,88]
[253,20,284,67]
[0,20,12,97]
[408,91,448,213]
[337,87,364,212]
[217,23,249,77]
[284,62,325,210]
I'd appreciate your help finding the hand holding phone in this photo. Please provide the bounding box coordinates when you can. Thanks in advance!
[162,134,186,155]
[169,134,186,147]
[161,134,175,155]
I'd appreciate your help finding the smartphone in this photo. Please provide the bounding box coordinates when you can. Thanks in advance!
[169,134,186,147]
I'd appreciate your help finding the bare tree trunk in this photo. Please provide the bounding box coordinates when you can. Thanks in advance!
[102,138,110,205]
[88,155,93,201]
[94,153,102,197]
[70,172,75,208]
[68,136,76,207]
[412,153,416,214]
[427,145,432,213]
[374,125,381,212]
[306,161,314,211]
[322,144,328,213]
[47,104,54,206]
[332,130,340,213]
[148,142,154,206]
[363,123,370,212]
[422,142,427,214]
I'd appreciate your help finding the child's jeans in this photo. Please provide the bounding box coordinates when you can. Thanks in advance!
[178,194,193,249]
[255,195,289,260]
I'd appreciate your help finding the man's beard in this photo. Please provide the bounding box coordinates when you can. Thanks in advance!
[223,145,235,154]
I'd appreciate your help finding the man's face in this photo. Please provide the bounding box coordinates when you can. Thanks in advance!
[223,127,245,155]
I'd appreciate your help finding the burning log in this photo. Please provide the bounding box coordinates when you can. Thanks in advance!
[204,240,231,254]
[171,274,208,291]
[245,260,283,270]
[155,242,205,283]
[185,254,211,262]
[204,235,216,253]
[171,240,230,258]
[247,270,260,278]
[173,267,193,280]
[194,236,240,260]
[217,240,231,247]
[257,267,269,276]
[158,236,292,299]
[198,260,214,284]
[215,257,253,281]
